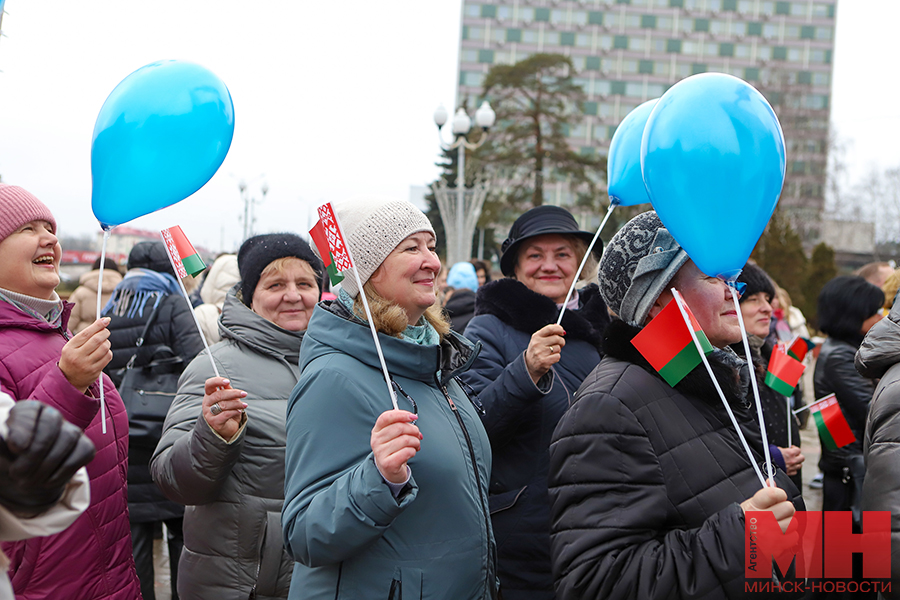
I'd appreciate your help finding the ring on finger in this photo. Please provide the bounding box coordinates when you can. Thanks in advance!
[210,402,223,416]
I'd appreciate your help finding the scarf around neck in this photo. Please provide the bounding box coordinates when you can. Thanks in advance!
[103,268,181,319]
[337,288,440,346]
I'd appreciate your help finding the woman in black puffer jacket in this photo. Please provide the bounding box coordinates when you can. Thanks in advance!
[549,212,804,600]
[103,240,205,600]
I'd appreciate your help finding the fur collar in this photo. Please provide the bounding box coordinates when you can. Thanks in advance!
[603,318,750,409]
[474,279,610,350]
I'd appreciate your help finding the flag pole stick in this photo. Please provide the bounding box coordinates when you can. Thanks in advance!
[159,233,220,379]
[672,289,767,489]
[95,228,111,434]
[792,395,829,415]
[330,212,399,411]
[787,396,792,447]
[730,286,775,485]
[556,203,616,326]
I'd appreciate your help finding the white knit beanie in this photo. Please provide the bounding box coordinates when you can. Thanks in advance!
[326,198,435,298]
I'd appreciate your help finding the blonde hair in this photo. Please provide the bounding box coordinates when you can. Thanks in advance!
[353,281,451,340]
[883,270,900,310]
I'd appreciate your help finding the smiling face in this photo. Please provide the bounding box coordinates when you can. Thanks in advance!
[369,232,441,324]
[513,234,580,304]
[250,257,320,331]
[740,291,773,338]
[648,260,741,349]
[0,220,61,300]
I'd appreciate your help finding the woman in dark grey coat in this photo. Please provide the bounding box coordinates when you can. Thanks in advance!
[151,234,322,600]
[461,205,609,600]
[549,212,803,600]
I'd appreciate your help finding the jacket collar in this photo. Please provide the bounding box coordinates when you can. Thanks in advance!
[0,296,72,333]
[474,279,610,350]
[303,300,480,385]
[603,318,750,409]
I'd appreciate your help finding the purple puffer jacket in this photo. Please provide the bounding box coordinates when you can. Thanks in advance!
[0,300,141,600]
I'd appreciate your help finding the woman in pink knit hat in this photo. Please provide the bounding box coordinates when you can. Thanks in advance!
[0,183,141,599]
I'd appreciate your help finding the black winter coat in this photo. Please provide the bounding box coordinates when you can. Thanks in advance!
[461,280,609,600]
[445,288,476,333]
[549,319,804,600]
[105,289,204,522]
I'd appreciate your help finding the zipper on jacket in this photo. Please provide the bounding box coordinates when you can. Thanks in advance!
[438,380,493,596]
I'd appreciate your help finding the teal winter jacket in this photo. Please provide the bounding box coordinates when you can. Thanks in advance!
[282,303,499,600]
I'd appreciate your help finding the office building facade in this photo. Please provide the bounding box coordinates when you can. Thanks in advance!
[457,0,837,240]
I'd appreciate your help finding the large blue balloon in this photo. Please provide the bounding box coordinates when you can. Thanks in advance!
[607,99,657,207]
[91,60,235,228]
[641,73,785,280]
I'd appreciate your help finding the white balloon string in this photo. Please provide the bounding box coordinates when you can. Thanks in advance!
[673,289,768,489]
[556,203,616,326]
[96,228,111,434]
[730,286,775,485]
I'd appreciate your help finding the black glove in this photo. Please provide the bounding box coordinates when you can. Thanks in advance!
[0,401,96,517]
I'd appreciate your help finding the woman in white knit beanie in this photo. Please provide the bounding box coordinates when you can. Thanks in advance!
[282,198,499,599]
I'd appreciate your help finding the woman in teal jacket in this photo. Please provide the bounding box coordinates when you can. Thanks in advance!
[282,198,498,600]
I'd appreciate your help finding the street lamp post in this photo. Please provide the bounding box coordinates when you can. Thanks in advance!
[433,101,495,265]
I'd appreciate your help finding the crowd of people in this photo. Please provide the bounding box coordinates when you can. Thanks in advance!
[3,179,900,599]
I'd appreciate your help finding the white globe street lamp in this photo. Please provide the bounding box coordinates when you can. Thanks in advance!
[432,101,495,266]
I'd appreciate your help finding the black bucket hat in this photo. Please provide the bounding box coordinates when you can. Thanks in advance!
[500,205,601,276]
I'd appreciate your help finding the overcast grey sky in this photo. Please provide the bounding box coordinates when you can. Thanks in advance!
[0,1,895,252]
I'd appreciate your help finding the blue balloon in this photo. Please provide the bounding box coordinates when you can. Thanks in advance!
[91,60,235,228]
[607,99,657,207]
[641,73,785,280]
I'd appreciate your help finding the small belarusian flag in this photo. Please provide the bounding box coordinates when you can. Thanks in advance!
[161,226,206,279]
[809,393,856,450]
[764,347,806,396]
[632,290,714,387]
[786,336,815,362]
[309,202,353,286]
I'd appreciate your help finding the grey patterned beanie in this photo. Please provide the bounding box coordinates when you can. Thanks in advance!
[323,198,435,298]
[598,211,689,326]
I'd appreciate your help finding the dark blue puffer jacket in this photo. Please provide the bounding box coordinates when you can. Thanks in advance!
[461,279,609,600]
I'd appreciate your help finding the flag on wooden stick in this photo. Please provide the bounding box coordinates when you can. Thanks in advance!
[764,347,806,396]
[631,290,714,387]
[809,393,856,450]
[161,226,206,278]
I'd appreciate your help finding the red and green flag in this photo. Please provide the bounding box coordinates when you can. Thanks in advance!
[160,226,206,278]
[309,202,353,286]
[809,393,856,450]
[764,347,806,396]
[786,336,815,362]
[631,289,714,387]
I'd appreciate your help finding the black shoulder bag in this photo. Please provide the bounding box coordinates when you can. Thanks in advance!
[117,301,184,449]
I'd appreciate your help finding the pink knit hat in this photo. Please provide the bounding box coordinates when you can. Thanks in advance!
[0,184,57,241]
